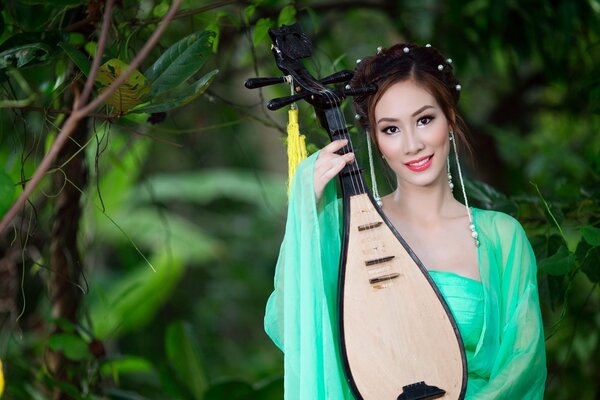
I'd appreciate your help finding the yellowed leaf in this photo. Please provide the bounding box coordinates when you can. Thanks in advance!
[96,59,150,113]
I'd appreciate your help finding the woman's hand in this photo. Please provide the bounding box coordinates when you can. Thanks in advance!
[314,139,355,202]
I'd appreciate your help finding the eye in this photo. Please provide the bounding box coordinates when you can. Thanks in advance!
[382,126,400,135]
[417,115,435,126]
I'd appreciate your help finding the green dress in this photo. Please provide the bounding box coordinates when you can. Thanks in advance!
[264,152,547,399]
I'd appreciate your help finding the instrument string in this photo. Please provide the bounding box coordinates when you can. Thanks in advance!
[330,88,403,375]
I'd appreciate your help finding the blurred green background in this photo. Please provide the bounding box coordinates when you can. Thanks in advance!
[0,0,599,399]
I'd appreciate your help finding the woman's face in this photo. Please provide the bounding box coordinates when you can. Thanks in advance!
[374,79,451,190]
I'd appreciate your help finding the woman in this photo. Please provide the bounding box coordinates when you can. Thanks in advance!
[264,43,547,399]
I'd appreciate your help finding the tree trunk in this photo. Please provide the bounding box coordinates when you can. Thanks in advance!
[47,116,88,399]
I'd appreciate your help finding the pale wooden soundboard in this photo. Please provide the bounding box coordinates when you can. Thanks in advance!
[340,193,466,399]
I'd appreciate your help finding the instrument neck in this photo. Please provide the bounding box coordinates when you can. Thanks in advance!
[318,107,368,197]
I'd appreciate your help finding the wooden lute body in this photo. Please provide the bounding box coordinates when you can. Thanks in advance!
[246,23,467,400]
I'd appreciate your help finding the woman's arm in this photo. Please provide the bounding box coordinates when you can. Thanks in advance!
[477,215,547,399]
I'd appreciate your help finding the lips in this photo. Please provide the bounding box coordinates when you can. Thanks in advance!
[405,154,434,172]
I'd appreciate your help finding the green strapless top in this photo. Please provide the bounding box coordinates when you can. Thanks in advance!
[428,270,484,357]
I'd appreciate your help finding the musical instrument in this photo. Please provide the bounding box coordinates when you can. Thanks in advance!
[246,23,467,400]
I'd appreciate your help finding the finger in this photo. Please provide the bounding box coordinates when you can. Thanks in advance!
[315,150,354,176]
[322,139,349,154]
[320,157,349,183]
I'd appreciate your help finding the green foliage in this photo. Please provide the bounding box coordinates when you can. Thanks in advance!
[48,334,90,361]
[165,322,209,399]
[58,41,90,76]
[2,0,600,399]
[0,42,52,69]
[145,31,216,98]
[129,69,219,114]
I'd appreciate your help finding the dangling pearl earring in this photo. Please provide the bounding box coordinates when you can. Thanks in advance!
[450,129,479,248]
[447,153,454,192]
[365,129,382,207]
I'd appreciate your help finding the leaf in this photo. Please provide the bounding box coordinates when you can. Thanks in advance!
[90,254,186,339]
[277,5,297,26]
[58,42,90,76]
[253,18,272,46]
[0,170,15,217]
[538,245,575,276]
[48,333,90,361]
[95,58,151,113]
[100,356,155,378]
[0,43,52,69]
[463,179,516,213]
[581,226,600,247]
[165,322,209,399]
[128,69,218,114]
[132,169,286,213]
[145,30,216,97]
[576,240,600,283]
[244,5,256,24]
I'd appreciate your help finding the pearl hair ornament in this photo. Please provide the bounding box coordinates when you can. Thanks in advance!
[370,44,463,94]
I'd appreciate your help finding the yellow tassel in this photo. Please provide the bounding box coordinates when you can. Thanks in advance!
[287,107,307,194]
[0,357,4,398]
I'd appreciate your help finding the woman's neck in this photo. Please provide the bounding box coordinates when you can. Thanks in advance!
[389,179,458,224]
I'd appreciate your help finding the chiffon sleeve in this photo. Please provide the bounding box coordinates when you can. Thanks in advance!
[476,213,547,399]
[263,152,352,399]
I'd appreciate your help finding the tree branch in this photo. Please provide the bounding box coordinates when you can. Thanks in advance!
[0,0,184,235]
[79,0,115,106]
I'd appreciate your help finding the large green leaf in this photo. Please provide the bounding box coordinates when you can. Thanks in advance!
[576,240,600,283]
[100,355,156,379]
[133,169,286,213]
[146,30,216,97]
[128,69,218,114]
[0,42,52,69]
[538,245,575,276]
[581,226,600,247]
[90,253,185,339]
[48,334,90,361]
[165,322,209,399]
[463,179,517,213]
[105,207,219,263]
[58,41,90,76]
[252,18,272,46]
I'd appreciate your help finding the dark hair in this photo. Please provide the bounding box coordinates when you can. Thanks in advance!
[350,43,469,151]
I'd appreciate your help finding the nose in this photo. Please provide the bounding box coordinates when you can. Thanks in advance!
[403,128,424,155]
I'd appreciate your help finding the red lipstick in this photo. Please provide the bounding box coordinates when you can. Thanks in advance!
[404,154,434,172]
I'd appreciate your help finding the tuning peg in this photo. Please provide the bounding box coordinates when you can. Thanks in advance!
[267,93,309,110]
[319,70,354,85]
[244,76,288,89]
[343,84,377,97]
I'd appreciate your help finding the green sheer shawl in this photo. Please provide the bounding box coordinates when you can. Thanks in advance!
[264,152,546,399]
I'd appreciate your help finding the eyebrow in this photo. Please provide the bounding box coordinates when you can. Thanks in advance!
[377,105,435,125]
